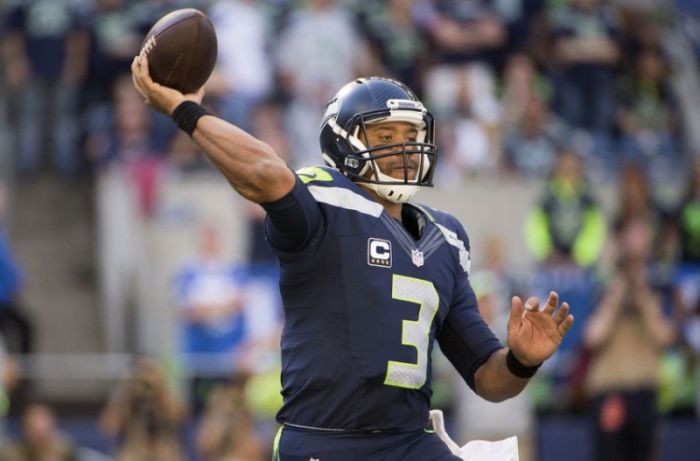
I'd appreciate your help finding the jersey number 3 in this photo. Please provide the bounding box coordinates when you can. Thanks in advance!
[385,274,440,389]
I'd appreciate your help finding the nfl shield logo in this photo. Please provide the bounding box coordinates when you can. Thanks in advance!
[411,249,424,267]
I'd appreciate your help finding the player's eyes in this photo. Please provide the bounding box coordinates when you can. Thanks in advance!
[375,133,417,144]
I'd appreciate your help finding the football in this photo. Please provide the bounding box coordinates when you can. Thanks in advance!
[139,8,218,94]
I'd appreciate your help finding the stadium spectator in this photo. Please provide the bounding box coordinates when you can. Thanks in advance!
[274,0,374,166]
[417,0,504,109]
[196,381,264,461]
[1,402,78,461]
[100,357,186,461]
[491,0,547,55]
[0,335,19,444]
[676,159,700,265]
[526,151,609,408]
[612,162,676,266]
[0,185,32,357]
[676,0,700,61]
[583,217,676,461]
[207,0,274,133]
[87,74,168,216]
[82,2,178,173]
[2,0,89,177]
[442,63,502,174]
[675,161,700,416]
[174,225,249,364]
[499,52,553,134]
[412,2,506,176]
[618,9,666,66]
[91,75,166,354]
[525,148,607,268]
[675,269,700,419]
[173,223,261,412]
[415,0,506,72]
[617,49,679,170]
[615,163,661,229]
[550,0,620,135]
[418,0,504,122]
[354,0,428,92]
[469,235,518,314]
[82,0,144,109]
[85,74,160,167]
[503,95,567,178]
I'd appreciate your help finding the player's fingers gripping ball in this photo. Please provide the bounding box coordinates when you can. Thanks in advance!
[130,56,149,103]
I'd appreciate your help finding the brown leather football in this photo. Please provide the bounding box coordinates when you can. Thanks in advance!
[140,8,217,94]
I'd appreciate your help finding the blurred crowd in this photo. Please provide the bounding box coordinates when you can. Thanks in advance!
[1,0,698,181]
[1,0,700,460]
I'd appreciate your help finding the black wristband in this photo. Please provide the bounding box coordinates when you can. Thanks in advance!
[506,349,541,379]
[171,101,210,136]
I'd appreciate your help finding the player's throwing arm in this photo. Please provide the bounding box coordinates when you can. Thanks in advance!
[131,8,295,203]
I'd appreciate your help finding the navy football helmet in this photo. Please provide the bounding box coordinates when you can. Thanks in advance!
[319,77,437,203]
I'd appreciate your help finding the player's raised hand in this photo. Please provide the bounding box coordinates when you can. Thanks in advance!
[507,292,574,367]
[131,55,204,115]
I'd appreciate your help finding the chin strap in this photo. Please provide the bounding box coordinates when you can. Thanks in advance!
[360,161,424,203]
[361,181,420,203]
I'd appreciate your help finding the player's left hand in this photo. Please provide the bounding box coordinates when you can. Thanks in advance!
[131,55,204,115]
[507,292,574,367]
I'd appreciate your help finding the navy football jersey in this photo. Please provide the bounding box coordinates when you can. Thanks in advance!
[270,166,503,432]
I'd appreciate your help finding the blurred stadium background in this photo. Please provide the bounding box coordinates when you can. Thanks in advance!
[0,0,699,459]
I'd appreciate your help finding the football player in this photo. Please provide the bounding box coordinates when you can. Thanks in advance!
[132,56,574,460]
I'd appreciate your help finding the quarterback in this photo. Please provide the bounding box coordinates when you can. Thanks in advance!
[132,56,573,460]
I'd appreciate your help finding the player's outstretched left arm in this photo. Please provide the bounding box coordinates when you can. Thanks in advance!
[130,56,295,204]
[474,292,573,402]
